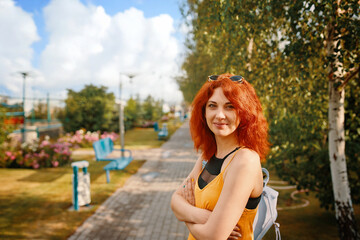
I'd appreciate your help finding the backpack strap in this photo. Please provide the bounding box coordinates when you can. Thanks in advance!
[275,222,281,240]
[262,168,270,187]
[262,168,281,240]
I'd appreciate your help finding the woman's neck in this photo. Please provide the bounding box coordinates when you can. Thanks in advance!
[215,134,239,158]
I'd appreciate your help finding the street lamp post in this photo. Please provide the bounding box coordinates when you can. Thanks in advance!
[119,77,124,157]
[20,72,29,143]
[119,73,136,157]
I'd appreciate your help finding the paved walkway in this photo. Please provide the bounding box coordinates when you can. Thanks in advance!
[69,122,197,240]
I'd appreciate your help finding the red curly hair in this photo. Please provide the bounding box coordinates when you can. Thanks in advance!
[189,73,270,161]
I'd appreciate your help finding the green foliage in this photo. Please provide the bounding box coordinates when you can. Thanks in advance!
[0,138,71,169]
[120,95,164,131]
[30,102,64,121]
[32,102,47,120]
[52,106,65,120]
[124,96,141,130]
[176,51,216,103]
[141,95,162,121]
[179,0,360,209]
[142,96,153,121]
[266,0,359,211]
[0,106,15,149]
[0,105,16,166]
[61,85,116,133]
[345,78,360,205]
[0,106,9,145]
[60,84,165,133]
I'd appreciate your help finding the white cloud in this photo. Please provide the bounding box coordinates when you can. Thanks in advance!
[0,0,39,96]
[0,0,183,106]
[39,0,182,103]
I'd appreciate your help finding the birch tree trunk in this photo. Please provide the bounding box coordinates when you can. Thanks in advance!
[327,20,360,240]
[246,37,254,72]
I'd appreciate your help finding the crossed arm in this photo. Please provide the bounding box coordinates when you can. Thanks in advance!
[170,150,262,240]
[171,156,212,224]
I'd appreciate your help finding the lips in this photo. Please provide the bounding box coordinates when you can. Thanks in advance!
[214,122,227,128]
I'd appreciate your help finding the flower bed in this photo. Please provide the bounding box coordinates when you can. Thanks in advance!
[0,129,119,169]
[58,129,119,148]
[0,138,72,169]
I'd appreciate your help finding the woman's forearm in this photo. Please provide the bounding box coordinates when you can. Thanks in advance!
[171,192,211,224]
[185,222,212,240]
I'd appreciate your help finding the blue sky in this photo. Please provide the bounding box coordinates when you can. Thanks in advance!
[0,0,186,107]
[13,0,183,67]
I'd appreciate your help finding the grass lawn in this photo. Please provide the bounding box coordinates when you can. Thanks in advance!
[0,119,182,239]
[262,166,360,239]
[77,119,182,151]
[119,119,183,149]
[0,154,145,239]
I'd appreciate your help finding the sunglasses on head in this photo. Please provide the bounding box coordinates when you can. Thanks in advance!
[208,75,244,83]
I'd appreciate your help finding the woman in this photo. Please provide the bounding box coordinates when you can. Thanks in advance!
[171,73,269,240]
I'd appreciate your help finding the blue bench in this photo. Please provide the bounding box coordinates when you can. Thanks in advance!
[153,122,159,131]
[92,137,133,183]
[158,123,168,140]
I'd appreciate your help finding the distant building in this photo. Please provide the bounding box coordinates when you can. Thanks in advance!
[0,95,9,103]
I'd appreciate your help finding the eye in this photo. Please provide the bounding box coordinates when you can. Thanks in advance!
[207,103,216,108]
[226,104,235,109]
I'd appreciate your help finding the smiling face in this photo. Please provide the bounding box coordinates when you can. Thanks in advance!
[205,87,240,139]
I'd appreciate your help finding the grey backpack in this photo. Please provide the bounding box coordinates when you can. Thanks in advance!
[253,168,281,240]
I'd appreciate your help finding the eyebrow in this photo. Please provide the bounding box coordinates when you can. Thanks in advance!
[207,101,232,105]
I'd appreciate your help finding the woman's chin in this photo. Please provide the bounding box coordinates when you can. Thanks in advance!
[213,130,232,138]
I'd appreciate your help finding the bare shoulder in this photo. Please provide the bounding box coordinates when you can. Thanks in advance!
[190,155,205,175]
[224,148,263,196]
[223,148,261,178]
[233,148,260,167]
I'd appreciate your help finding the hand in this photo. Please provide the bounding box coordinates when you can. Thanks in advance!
[227,226,242,239]
[180,177,195,206]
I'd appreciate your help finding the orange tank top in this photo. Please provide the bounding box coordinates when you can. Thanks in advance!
[188,149,258,240]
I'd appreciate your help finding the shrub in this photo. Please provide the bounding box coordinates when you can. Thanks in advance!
[0,137,72,169]
[58,129,119,148]
[0,130,119,169]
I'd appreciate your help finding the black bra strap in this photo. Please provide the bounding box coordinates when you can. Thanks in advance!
[217,147,240,160]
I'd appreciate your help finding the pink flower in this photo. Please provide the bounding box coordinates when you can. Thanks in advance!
[52,161,59,167]
[40,140,50,147]
[5,151,12,157]
[33,163,40,169]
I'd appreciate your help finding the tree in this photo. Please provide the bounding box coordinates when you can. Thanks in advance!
[30,100,65,123]
[52,106,65,121]
[32,101,47,120]
[124,96,141,130]
[178,0,287,103]
[0,106,12,145]
[141,95,162,122]
[61,85,116,133]
[178,0,360,238]
[123,95,164,130]
[176,50,216,103]
[273,1,359,238]
[0,105,16,162]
